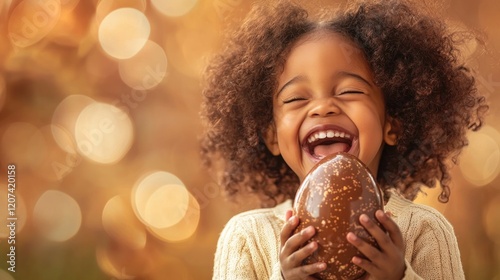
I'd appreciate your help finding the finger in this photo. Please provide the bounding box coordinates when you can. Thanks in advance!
[346,232,381,264]
[280,215,299,248]
[359,213,403,255]
[351,255,377,276]
[286,262,327,279]
[376,210,404,251]
[359,214,390,245]
[281,225,316,258]
[287,241,319,267]
[358,214,394,262]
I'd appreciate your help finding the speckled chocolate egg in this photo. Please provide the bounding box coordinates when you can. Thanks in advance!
[293,152,384,280]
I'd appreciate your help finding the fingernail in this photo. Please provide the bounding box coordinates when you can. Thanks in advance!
[360,214,369,223]
[375,210,385,219]
[301,226,313,235]
[386,210,396,218]
[317,263,326,269]
[289,216,297,224]
[347,232,357,241]
[352,256,361,265]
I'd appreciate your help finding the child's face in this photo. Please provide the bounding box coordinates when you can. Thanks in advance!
[264,31,397,182]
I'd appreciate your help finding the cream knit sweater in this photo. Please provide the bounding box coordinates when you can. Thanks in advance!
[213,190,465,279]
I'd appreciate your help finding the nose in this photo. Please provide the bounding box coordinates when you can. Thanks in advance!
[309,98,341,117]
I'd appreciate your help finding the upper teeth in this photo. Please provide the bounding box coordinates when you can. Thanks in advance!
[307,130,351,143]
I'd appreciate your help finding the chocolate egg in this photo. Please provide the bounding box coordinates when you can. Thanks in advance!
[293,152,384,280]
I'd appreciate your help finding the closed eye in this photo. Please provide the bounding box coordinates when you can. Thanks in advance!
[283,97,307,104]
[339,90,364,95]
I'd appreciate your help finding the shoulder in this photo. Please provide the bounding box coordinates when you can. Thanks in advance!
[385,190,465,278]
[386,190,455,235]
[214,200,292,279]
[221,199,292,235]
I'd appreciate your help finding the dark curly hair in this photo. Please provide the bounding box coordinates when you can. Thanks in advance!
[200,0,488,206]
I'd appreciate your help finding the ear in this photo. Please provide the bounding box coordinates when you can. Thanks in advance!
[383,115,401,146]
[263,122,281,156]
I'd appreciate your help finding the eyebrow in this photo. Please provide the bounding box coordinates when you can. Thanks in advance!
[276,71,374,97]
[276,75,307,97]
[336,71,374,88]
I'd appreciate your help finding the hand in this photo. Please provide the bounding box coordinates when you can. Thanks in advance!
[346,210,406,280]
[280,210,326,280]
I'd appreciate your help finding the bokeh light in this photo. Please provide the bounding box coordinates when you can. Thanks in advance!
[95,0,147,24]
[102,195,147,250]
[132,171,189,228]
[33,190,82,242]
[51,94,96,154]
[151,0,198,17]
[459,125,500,186]
[98,8,150,59]
[51,124,77,154]
[0,189,27,238]
[118,40,168,90]
[1,122,47,170]
[74,101,134,164]
[7,0,62,47]
[148,192,200,242]
[145,184,188,228]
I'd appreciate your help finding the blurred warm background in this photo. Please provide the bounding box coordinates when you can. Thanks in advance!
[0,0,498,279]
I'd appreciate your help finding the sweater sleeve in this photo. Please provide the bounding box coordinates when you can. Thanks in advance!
[213,217,258,279]
[212,208,286,280]
[399,205,465,280]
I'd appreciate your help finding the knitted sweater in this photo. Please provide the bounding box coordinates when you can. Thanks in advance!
[213,191,465,279]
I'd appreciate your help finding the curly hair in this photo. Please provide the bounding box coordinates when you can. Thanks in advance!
[200,0,488,206]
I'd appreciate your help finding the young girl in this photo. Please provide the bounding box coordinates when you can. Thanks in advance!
[201,0,488,279]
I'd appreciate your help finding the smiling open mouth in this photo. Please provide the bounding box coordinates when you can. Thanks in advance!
[305,129,353,159]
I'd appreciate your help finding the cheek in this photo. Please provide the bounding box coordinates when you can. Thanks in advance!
[275,113,300,141]
[274,114,305,171]
[354,106,386,156]
[358,126,384,174]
